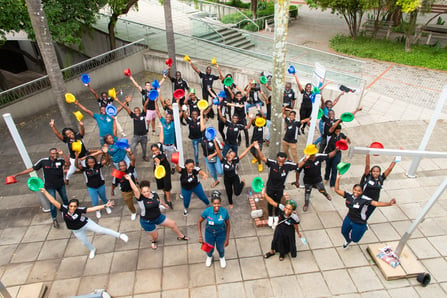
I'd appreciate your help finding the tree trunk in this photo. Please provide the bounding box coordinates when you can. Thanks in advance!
[251,0,258,20]
[164,0,177,74]
[108,14,118,50]
[405,10,418,52]
[25,0,74,127]
[269,0,290,158]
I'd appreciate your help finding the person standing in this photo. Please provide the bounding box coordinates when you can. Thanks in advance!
[218,109,246,157]
[246,111,267,172]
[41,189,128,258]
[281,108,310,163]
[167,67,190,106]
[155,96,176,173]
[189,59,220,118]
[184,109,203,166]
[197,190,230,268]
[128,75,158,135]
[12,148,69,228]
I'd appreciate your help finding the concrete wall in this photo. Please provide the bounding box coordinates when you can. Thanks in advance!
[0,51,145,124]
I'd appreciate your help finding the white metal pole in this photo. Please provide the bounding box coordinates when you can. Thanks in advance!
[172,103,184,167]
[406,86,447,178]
[2,113,50,210]
[348,147,447,159]
[306,94,321,145]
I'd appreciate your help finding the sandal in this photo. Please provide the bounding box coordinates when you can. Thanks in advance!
[211,180,220,188]
[177,235,189,241]
[264,251,275,259]
[151,241,157,250]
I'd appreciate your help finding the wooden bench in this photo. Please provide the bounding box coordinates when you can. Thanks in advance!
[422,24,447,45]
[362,20,394,40]
[429,4,447,14]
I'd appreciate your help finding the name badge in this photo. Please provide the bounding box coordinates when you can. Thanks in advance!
[107,118,111,122]
[234,128,238,131]
[281,172,286,177]
[353,203,360,209]
[55,162,61,167]
[224,165,230,169]
[368,180,375,185]
[208,221,214,225]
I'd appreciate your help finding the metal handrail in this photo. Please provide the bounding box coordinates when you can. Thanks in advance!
[192,17,227,43]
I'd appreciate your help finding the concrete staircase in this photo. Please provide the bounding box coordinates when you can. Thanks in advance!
[194,25,255,50]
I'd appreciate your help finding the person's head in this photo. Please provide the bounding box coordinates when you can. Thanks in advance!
[284,199,297,216]
[99,106,106,115]
[103,134,114,145]
[325,100,333,109]
[206,66,212,75]
[289,111,296,120]
[184,159,195,173]
[62,128,75,140]
[276,152,287,165]
[190,90,196,100]
[134,107,141,116]
[175,71,182,80]
[285,82,292,90]
[139,180,151,197]
[211,190,222,213]
[165,112,173,124]
[352,184,363,198]
[305,83,312,93]
[225,73,232,79]
[164,98,172,106]
[49,148,58,160]
[144,81,151,91]
[334,125,342,135]
[100,92,108,100]
[191,110,198,120]
[85,156,97,168]
[151,143,160,156]
[68,199,80,214]
[235,91,242,100]
[370,166,381,179]
[231,114,239,124]
[118,160,128,172]
[226,149,236,161]
[328,110,335,120]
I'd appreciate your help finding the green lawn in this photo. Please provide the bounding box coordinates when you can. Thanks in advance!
[330,35,447,71]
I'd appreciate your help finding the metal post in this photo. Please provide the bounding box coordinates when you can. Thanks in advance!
[0,281,12,298]
[406,86,447,178]
[172,103,184,167]
[395,177,447,257]
[306,94,321,145]
[348,147,447,159]
[2,113,50,211]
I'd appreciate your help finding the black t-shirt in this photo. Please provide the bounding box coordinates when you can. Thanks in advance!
[300,89,313,108]
[276,206,300,233]
[97,96,114,108]
[33,157,65,189]
[283,89,296,108]
[221,156,239,178]
[325,132,346,154]
[266,159,299,191]
[224,120,245,145]
[201,138,217,158]
[60,204,88,230]
[112,165,136,192]
[170,78,189,94]
[130,112,148,136]
[82,163,105,188]
[233,96,246,119]
[344,192,372,224]
[248,85,262,105]
[199,72,219,91]
[283,118,301,143]
[251,119,265,143]
[360,173,386,201]
[300,155,328,184]
[137,192,161,221]
[187,98,200,114]
[152,143,171,171]
[186,116,202,139]
[63,133,87,159]
[141,89,156,110]
[180,167,201,190]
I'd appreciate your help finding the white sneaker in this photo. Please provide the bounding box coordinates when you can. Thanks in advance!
[89,248,96,259]
[205,256,213,267]
[105,207,112,214]
[131,213,137,221]
[219,257,226,268]
[273,216,279,225]
[119,233,129,243]
[267,216,273,227]
[96,210,101,219]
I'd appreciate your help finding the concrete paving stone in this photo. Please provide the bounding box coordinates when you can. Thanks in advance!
[138,247,163,270]
[407,238,441,259]
[243,278,274,298]
[258,234,273,253]
[304,229,333,250]
[290,250,319,274]
[46,224,72,240]
[214,259,242,284]
[414,283,447,298]
[418,218,446,237]
[64,236,92,257]
[390,220,423,239]
[10,241,43,263]
[27,259,60,283]
[313,247,344,271]
[163,243,188,266]
[188,242,207,265]
[110,249,139,273]
[115,230,140,251]
[428,235,447,256]
[1,263,33,286]
[239,256,268,280]
[235,237,262,258]
[21,223,50,243]
[398,203,422,220]
[317,211,343,228]
[326,227,346,248]
[323,269,358,295]
[361,290,390,298]
[217,282,245,298]
[162,288,189,298]
[0,244,17,266]
[369,223,401,242]
[365,209,389,224]
[107,271,136,296]
[189,262,216,287]
[83,252,113,276]
[348,266,384,292]
[228,219,258,238]
[77,274,109,295]
[190,285,217,298]
[264,254,294,277]
[296,272,331,298]
[440,282,447,294]
[4,286,19,297]
[220,239,238,260]
[134,293,161,298]
[38,238,68,260]
[421,258,447,283]
[270,275,304,297]
[30,213,54,226]
[162,265,189,290]
[134,269,162,294]
[140,230,164,250]
[91,234,118,254]
[47,277,81,298]
[379,205,408,222]
[56,255,87,279]
[387,286,420,298]
[97,216,121,231]
[119,214,143,233]
[0,226,27,245]
[387,188,430,204]
[337,245,370,268]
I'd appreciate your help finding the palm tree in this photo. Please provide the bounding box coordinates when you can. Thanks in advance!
[163,0,177,73]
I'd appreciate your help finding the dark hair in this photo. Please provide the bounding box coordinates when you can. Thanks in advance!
[235,91,242,96]
[62,128,75,137]
[140,180,151,188]
[150,143,159,150]
[103,134,113,144]
[145,81,151,85]
[85,156,97,165]
[68,199,79,206]
[211,197,222,203]
[335,125,342,130]
[371,166,381,173]
[289,111,296,116]
[225,74,232,78]
[101,92,107,97]
[305,83,312,89]
[49,148,57,153]
[277,152,287,158]
[353,184,362,189]
[184,159,194,166]
[176,71,181,76]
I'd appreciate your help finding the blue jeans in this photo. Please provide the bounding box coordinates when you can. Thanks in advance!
[181,183,209,209]
[324,152,342,187]
[314,120,325,145]
[222,143,238,157]
[341,216,368,243]
[72,220,120,251]
[204,157,223,181]
[47,185,69,220]
[205,226,226,258]
[191,138,202,164]
[87,184,108,206]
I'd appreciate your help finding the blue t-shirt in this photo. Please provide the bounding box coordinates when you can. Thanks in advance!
[93,113,114,137]
[201,206,229,228]
[108,143,127,163]
[160,117,175,145]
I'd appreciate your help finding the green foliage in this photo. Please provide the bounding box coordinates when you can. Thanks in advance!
[436,16,445,25]
[330,34,447,70]
[290,5,298,18]
[0,0,107,46]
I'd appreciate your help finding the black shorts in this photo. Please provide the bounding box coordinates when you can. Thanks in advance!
[156,172,172,191]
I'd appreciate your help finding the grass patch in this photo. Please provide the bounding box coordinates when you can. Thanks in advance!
[330,34,447,71]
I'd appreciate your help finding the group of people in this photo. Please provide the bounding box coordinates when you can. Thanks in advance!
[8,58,399,266]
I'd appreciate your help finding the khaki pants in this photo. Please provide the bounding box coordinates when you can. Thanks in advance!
[122,191,136,213]
[282,140,298,163]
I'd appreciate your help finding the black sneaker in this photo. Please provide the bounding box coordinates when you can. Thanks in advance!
[168,201,174,209]
[53,219,59,229]
[171,168,175,175]
[343,240,351,249]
